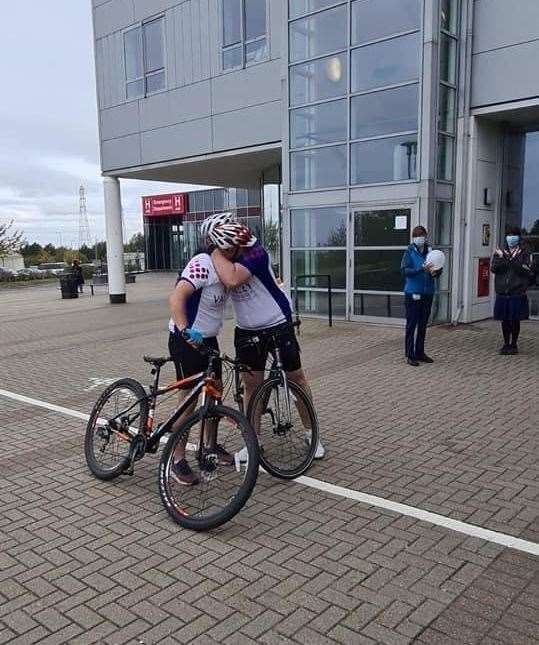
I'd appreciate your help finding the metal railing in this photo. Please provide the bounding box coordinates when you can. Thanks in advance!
[293,274,333,329]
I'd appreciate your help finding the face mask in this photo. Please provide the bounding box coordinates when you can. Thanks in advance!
[413,236,426,247]
[506,235,519,248]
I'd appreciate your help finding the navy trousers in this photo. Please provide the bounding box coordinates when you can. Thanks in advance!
[405,294,433,359]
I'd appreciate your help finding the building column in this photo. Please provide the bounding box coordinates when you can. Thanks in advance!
[103,177,126,304]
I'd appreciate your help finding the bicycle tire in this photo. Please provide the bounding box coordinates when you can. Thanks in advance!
[158,405,258,531]
[85,378,148,480]
[247,378,319,480]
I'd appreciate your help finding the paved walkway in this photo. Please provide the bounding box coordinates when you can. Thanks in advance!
[0,275,537,645]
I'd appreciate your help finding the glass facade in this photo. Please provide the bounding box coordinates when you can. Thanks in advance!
[433,1,460,322]
[288,0,421,191]
[287,0,425,320]
[290,207,347,317]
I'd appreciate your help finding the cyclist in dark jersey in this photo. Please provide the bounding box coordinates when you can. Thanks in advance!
[204,219,325,459]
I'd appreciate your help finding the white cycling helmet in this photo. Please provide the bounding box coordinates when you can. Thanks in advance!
[200,212,235,241]
[209,222,257,250]
[426,249,446,270]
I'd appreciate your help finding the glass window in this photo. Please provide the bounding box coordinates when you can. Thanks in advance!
[245,0,266,39]
[441,0,458,34]
[440,34,457,85]
[438,135,454,181]
[434,202,453,246]
[354,209,410,246]
[291,250,346,288]
[223,0,242,46]
[439,84,456,133]
[351,84,418,139]
[289,0,341,19]
[290,53,347,105]
[124,19,165,99]
[291,145,347,190]
[291,207,347,247]
[289,5,347,63]
[354,249,404,290]
[222,0,267,69]
[246,38,268,63]
[354,293,405,317]
[124,28,143,82]
[437,251,451,291]
[351,32,420,92]
[290,99,347,148]
[432,293,450,322]
[294,290,346,317]
[127,79,144,99]
[146,71,165,93]
[351,135,418,184]
[223,45,243,69]
[351,0,420,45]
[144,19,165,72]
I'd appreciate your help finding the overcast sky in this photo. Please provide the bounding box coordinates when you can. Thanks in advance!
[0,1,200,247]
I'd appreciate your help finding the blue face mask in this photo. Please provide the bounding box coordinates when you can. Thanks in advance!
[506,235,519,248]
[413,236,426,247]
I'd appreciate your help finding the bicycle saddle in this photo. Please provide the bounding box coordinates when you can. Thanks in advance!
[143,355,171,367]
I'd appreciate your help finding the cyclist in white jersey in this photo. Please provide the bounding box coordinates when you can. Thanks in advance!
[206,220,325,459]
[167,213,235,484]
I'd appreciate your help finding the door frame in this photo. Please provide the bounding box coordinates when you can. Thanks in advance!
[347,201,419,324]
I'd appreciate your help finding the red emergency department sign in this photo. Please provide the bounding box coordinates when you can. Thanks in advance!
[142,193,187,216]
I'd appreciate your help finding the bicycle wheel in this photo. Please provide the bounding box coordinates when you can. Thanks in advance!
[85,378,148,480]
[247,378,319,480]
[158,405,258,531]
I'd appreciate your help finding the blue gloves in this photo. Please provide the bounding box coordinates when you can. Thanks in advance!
[182,328,203,346]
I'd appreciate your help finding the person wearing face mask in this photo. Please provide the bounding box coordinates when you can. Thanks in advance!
[491,226,533,355]
[400,226,442,366]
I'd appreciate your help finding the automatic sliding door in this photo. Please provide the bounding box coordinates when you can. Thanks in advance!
[351,208,410,321]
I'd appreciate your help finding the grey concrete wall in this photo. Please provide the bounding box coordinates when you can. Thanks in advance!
[471,0,539,108]
[92,0,283,172]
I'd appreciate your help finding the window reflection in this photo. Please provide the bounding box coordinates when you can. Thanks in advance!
[351,85,418,139]
[291,100,347,148]
[352,0,420,45]
[291,145,347,190]
[351,136,418,185]
[289,5,347,62]
[290,53,347,105]
[291,207,347,247]
[351,32,420,92]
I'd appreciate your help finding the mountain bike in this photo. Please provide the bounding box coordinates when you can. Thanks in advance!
[230,321,320,480]
[84,351,258,531]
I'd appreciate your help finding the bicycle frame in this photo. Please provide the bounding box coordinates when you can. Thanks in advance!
[104,358,223,455]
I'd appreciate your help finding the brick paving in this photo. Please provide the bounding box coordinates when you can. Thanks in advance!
[0,274,537,644]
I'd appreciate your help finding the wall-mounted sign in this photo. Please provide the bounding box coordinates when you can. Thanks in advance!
[142,193,187,217]
[477,257,490,298]
[482,223,491,246]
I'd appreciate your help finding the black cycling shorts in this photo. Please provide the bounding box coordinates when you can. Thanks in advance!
[234,323,302,373]
[168,331,221,388]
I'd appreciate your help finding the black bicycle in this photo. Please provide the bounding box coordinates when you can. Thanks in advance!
[84,351,259,531]
[229,321,320,480]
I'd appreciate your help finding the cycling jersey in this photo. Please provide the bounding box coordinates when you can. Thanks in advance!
[168,253,226,338]
[230,243,292,330]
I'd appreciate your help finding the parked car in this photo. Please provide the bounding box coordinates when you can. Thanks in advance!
[37,262,68,276]
[0,267,17,278]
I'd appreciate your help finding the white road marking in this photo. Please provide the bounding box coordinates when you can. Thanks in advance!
[1,386,537,556]
[84,377,117,392]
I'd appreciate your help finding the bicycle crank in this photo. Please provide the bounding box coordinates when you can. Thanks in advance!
[123,434,147,476]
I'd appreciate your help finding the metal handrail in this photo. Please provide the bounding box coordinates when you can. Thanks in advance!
[293,274,333,329]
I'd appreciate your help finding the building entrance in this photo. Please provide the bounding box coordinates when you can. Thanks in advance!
[501,130,539,319]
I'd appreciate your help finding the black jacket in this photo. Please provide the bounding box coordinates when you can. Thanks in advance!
[490,248,533,296]
[72,264,84,285]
